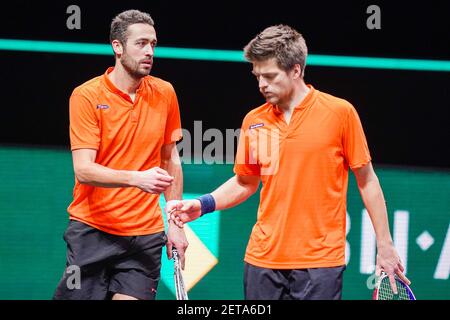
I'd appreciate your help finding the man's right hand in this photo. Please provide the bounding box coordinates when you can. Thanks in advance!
[133,167,174,194]
[166,200,202,227]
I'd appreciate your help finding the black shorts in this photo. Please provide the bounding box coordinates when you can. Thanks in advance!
[244,262,346,300]
[53,220,167,300]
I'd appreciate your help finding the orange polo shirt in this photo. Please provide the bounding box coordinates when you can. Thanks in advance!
[68,67,182,236]
[234,85,371,269]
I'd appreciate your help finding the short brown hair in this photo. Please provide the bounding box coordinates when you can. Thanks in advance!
[244,25,308,76]
[110,9,154,44]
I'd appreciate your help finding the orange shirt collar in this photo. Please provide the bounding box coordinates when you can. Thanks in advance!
[102,67,147,99]
[272,84,317,115]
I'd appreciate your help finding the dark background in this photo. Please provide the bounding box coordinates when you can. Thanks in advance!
[1,0,449,168]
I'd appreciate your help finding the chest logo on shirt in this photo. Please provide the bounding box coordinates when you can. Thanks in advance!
[96,104,110,110]
[249,123,264,130]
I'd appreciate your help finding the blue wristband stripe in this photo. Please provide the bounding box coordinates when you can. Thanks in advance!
[197,194,216,217]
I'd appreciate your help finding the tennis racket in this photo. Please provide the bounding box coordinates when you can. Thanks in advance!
[373,271,416,300]
[172,248,188,300]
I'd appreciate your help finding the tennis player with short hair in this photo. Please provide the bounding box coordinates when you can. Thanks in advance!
[53,9,188,300]
[167,24,409,300]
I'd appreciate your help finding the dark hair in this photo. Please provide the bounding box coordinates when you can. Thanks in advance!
[244,25,308,76]
[110,9,154,44]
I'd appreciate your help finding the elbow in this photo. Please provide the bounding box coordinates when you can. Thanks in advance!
[355,169,379,189]
[359,175,379,189]
[75,173,88,185]
[245,182,260,198]
[249,184,259,196]
[357,178,382,197]
[74,166,91,184]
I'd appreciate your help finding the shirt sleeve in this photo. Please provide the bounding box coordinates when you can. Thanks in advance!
[233,114,261,176]
[342,104,372,169]
[69,93,100,151]
[163,85,183,145]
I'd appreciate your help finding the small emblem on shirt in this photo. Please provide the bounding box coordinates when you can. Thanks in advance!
[96,104,110,109]
[249,123,264,129]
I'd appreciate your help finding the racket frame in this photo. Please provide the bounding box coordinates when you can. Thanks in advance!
[373,271,416,300]
[172,248,188,300]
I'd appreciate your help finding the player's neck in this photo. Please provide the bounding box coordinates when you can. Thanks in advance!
[108,64,142,96]
[278,80,310,112]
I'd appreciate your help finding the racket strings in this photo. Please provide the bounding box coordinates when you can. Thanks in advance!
[379,278,411,300]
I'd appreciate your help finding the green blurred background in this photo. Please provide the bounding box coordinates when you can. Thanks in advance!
[0,146,449,299]
[1,0,449,301]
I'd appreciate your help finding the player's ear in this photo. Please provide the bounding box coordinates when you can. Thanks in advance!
[111,39,124,56]
[292,64,302,79]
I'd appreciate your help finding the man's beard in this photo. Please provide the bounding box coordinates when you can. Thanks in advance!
[120,52,151,79]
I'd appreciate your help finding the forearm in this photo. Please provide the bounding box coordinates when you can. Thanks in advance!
[162,159,183,201]
[358,177,393,245]
[161,150,185,233]
[75,162,136,188]
[211,175,258,211]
